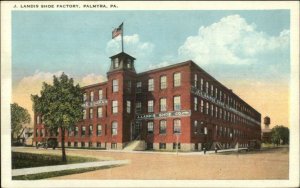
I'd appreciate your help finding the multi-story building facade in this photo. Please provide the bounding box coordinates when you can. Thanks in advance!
[33,52,261,151]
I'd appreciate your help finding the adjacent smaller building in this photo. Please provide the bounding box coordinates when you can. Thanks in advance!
[261,116,272,143]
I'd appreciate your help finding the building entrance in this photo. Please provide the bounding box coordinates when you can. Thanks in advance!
[131,122,141,140]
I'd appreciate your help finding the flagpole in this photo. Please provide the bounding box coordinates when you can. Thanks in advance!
[121,22,124,52]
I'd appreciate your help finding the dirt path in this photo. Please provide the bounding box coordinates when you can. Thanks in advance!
[13,147,289,180]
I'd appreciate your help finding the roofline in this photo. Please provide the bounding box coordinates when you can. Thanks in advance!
[81,81,107,89]
[189,62,261,116]
[109,52,136,60]
[137,60,192,76]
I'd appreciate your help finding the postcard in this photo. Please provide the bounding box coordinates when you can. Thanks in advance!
[1,1,299,187]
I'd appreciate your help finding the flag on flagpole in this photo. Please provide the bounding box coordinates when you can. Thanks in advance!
[112,23,123,39]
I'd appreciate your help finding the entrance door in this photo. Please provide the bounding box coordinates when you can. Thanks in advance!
[132,122,141,140]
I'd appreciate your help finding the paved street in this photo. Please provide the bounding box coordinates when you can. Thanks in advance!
[13,147,289,180]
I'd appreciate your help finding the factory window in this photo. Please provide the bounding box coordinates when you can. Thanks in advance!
[211,85,214,96]
[215,106,218,118]
[97,107,102,118]
[148,78,154,91]
[173,96,181,111]
[159,120,167,134]
[194,120,198,134]
[136,101,142,114]
[37,116,40,124]
[200,100,204,113]
[160,75,167,89]
[215,88,218,99]
[159,143,166,149]
[90,91,94,102]
[68,127,72,136]
[173,119,181,134]
[219,90,222,101]
[160,98,167,112]
[112,79,118,92]
[112,121,118,135]
[97,142,101,148]
[206,102,209,115]
[233,114,236,123]
[136,82,142,93]
[200,78,204,91]
[74,142,78,147]
[83,93,87,102]
[224,110,226,120]
[147,121,154,134]
[148,100,154,113]
[98,89,103,100]
[173,143,181,150]
[89,125,93,136]
[194,97,198,111]
[211,104,214,116]
[127,80,132,93]
[89,108,93,119]
[75,126,78,136]
[206,82,209,93]
[114,58,119,68]
[174,72,181,87]
[127,59,132,68]
[111,143,117,149]
[194,74,198,88]
[220,108,223,119]
[112,100,118,114]
[83,109,86,120]
[81,142,85,147]
[126,100,131,114]
[97,124,102,136]
[81,126,86,137]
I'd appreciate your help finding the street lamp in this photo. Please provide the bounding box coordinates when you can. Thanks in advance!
[230,132,233,149]
[204,126,207,154]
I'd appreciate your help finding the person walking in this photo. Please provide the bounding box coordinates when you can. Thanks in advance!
[203,147,206,154]
[215,146,218,153]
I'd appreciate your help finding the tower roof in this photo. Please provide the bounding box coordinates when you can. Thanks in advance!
[110,52,136,60]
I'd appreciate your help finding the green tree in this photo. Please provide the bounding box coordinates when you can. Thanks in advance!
[31,73,83,162]
[271,125,289,146]
[11,103,31,143]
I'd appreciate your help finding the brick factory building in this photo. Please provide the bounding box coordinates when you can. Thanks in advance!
[33,52,262,151]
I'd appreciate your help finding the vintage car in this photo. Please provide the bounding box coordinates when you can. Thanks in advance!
[36,138,58,149]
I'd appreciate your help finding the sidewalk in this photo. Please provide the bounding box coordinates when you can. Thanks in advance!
[13,146,247,156]
[12,159,130,176]
[65,147,248,156]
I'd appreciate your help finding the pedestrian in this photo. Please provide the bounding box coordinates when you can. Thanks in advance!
[215,146,218,153]
[203,147,206,154]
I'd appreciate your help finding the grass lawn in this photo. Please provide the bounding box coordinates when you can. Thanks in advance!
[12,152,99,169]
[12,151,123,180]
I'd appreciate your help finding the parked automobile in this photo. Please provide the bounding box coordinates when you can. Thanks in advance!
[36,138,58,149]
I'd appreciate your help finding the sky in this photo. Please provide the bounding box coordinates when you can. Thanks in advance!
[12,10,290,128]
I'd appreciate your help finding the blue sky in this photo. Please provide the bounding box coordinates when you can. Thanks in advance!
[12,10,290,87]
[12,10,290,127]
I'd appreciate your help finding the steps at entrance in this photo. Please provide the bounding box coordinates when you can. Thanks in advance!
[123,140,146,151]
[212,142,224,150]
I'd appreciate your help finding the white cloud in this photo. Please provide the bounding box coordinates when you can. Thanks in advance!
[77,73,107,86]
[178,15,289,65]
[106,34,154,67]
[148,61,171,70]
